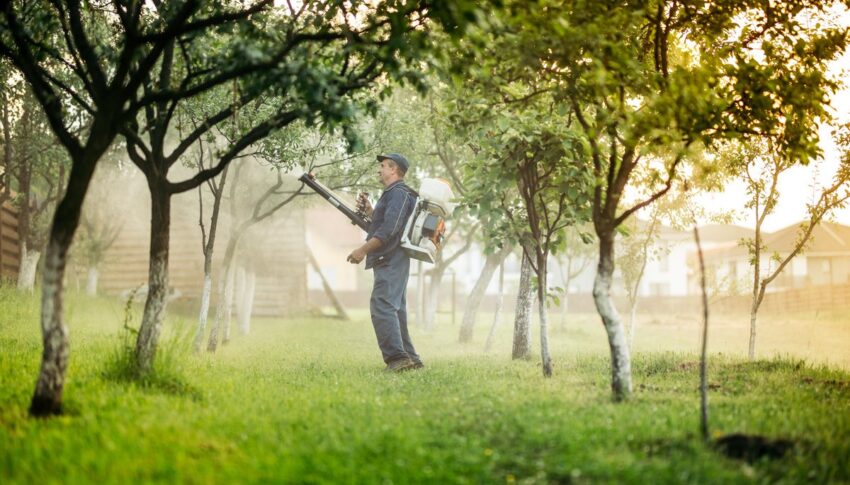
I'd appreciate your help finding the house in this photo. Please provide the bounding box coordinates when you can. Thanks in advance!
[698,221,850,292]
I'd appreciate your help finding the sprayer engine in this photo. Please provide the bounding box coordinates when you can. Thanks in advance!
[401,178,454,264]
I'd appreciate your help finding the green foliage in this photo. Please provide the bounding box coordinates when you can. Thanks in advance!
[1,287,850,482]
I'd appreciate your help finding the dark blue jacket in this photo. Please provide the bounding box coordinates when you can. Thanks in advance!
[365,180,416,269]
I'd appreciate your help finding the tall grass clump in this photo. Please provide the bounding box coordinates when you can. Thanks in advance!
[103,287,198,398]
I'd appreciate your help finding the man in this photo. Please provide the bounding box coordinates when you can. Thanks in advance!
[347,153,423,372]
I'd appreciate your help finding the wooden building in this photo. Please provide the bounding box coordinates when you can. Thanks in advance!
[0,200,20,282]
[96,178,309,317]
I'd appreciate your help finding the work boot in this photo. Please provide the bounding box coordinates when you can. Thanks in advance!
[411,361,425,370]
[384,357,416,373]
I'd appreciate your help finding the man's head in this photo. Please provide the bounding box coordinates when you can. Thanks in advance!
[376,153,409,187]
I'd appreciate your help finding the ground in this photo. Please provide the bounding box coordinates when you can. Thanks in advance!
[1,287,848,484]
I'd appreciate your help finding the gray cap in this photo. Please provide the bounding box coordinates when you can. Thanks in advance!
[377,153,409,174]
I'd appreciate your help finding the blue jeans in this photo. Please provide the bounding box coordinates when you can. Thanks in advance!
[370,249,421,364]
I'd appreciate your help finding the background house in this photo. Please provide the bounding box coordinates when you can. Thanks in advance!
[698,221,850,292]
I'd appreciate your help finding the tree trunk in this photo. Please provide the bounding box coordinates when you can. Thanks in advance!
[208,236,239,353]
[307,247,349,320]
[134,188,171,374]
[234,265,246,333]
[237,271,256,336]
[85,267,99,296]
[592,234,632,401]
[416,260,425,327]
[193,272,213,352]
[17,246,41,291]
[748,271,761,360]
[512,253,533,360]
[30,153,100,417]
[459,247,508,343]
[627,298,638,350]
[484,261,505,353]
[424,267,446,331]
[538,266,553,377]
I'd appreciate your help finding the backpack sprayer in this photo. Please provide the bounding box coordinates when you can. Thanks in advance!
[298,173,454,263]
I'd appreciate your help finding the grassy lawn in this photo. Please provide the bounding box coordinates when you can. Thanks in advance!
[1,286,849,484]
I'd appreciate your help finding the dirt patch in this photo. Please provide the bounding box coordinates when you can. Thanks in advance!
[714,433,795,463]
[800,377,850,391]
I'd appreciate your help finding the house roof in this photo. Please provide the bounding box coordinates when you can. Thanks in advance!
[764,220,850,254]
[701,221,850,260]
[694,223,754,243]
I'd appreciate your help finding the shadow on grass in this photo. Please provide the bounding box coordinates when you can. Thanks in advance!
[714,433,796,463]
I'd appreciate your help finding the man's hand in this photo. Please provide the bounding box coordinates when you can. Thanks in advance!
[347,247,367,264]
[347,238,383,265]
[356,192,374,217]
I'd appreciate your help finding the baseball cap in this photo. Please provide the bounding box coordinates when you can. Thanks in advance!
[377,153,410,174]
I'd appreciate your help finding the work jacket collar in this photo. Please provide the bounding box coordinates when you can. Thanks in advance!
[382,179,405,193]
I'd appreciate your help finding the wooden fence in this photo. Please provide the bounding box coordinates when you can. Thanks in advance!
[0,201,20,282]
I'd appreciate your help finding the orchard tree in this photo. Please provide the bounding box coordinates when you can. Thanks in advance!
[0,0,474,415]
[732,131,850,359]
[0,0,288,416]
[455,0,849,399]
[123,1,479,373]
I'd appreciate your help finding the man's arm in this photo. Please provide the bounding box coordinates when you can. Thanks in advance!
[347,237,383,264]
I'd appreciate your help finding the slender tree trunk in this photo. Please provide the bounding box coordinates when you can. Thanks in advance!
[537,259,553,377]
[749,195,763,360]
[30,152,100,416]
[237,271,256,336]
[694,227,710,442]
[234,265,246,332]
[424,267,446,331]
[459,246,509,343]
[484,261,505,353]
[593,234,632,401]
[416,260,425,327]
[85,267,99,296]
[748,285,760,360]
[194,166,226,351]
[208,235,239,353]
[307,247,349,320]
[17,246,41,291]
[512,253,534,360]
[134,187,171,373]
[627,298,638,350]
[193,272,213,352]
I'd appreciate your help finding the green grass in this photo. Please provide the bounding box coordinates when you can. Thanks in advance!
[1,286,849,484]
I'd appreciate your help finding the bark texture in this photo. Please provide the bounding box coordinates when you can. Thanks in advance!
[537,274,553,377]
[31,149,101,416]
[194,273,213,351]
[30,239,70,416]
[17,247,41,291]
[592,235,632,401]
[134,190,171,373]
[512,253,533,360]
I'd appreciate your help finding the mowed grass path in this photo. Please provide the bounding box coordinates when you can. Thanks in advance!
[1,288,849,484]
